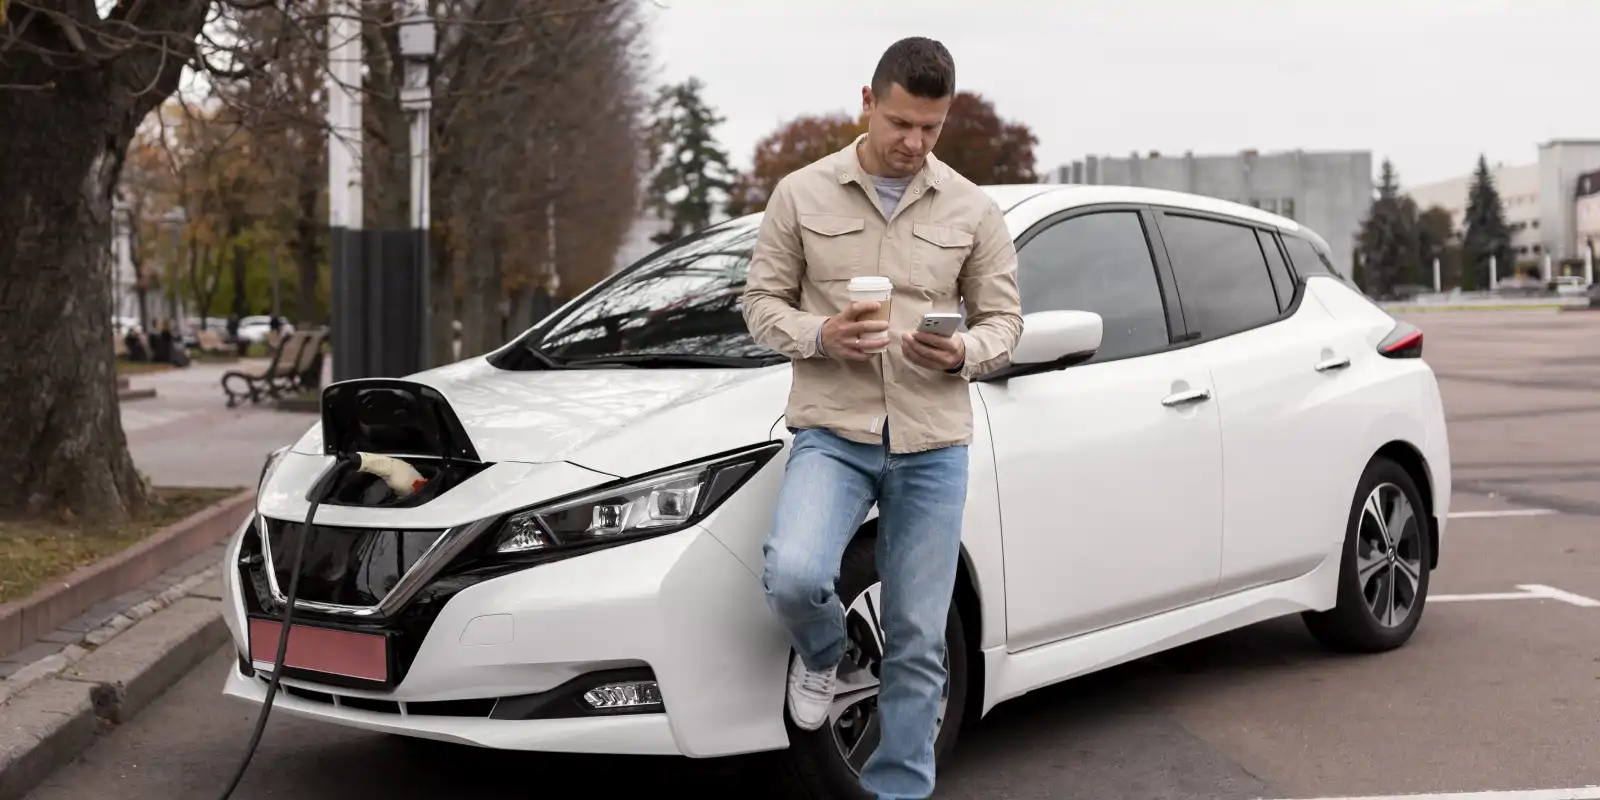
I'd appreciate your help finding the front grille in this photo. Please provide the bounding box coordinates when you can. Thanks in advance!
[264,519,447,608]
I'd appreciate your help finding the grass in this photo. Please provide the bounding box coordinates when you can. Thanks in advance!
[0,487,242,604]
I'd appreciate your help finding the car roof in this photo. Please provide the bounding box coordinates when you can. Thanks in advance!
[986,183,1303,230]
[708,181,1324,250]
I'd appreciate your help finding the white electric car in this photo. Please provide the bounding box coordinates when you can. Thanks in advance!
[222,184,1451,798]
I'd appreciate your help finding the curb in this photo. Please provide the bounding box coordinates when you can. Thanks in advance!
[0,596,228,800]
[0,489,254,661]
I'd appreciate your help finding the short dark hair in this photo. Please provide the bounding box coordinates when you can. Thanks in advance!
[870,37,955,100]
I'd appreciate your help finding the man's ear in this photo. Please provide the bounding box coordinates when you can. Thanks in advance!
[860,85,873,115]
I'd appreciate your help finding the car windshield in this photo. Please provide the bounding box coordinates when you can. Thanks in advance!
[492,219,780,370]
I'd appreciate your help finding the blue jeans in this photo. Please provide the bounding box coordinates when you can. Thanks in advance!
[761,426,969,800]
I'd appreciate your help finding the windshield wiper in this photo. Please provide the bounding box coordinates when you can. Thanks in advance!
[560,353,787,369]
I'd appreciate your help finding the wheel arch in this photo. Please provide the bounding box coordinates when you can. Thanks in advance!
[1372,439,1439,570]
[852,517,988,725]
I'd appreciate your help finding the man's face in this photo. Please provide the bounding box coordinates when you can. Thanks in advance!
[860,82,951,178]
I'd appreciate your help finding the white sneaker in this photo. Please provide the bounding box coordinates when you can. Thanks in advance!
[786,653,838,731]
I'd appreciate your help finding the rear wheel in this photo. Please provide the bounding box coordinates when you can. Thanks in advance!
[775,536,968,799]
[1303,456,1432,652]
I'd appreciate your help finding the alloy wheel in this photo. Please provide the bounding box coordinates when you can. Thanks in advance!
[829,582,950,776]
[1356,482,1425,628]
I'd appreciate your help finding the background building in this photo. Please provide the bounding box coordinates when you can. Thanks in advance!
[1406,140,1600,277]
[1045,149,1373,277]
[1538,140,1600,264]
[1575,168,1600,260]
[1408,163,1543,264]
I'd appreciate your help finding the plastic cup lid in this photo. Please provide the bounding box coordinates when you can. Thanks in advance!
[847,276,893,292]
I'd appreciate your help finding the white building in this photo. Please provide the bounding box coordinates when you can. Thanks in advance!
[1408,163,1542,265]
[1575,169,1600,260]
[1405,140,1600,278]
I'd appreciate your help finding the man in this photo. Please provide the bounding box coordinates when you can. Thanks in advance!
[741,36,1023,799]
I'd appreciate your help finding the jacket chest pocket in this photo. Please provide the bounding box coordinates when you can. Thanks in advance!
[799,214,866,281]
[910,223,974,291]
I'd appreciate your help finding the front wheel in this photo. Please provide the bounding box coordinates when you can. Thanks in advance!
[775,536,969,799]
[1303,456,1432,653]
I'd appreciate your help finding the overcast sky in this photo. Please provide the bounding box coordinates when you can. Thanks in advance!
[642,0,1596,190]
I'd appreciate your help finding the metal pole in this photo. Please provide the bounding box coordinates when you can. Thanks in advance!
[1489,254,1498,292]
[1432,257,1441,293]
[1586,245,1594,286]
[270,248,281,320]
[169,225,181,324]
[328,0,364,381]
[400,1,435,371]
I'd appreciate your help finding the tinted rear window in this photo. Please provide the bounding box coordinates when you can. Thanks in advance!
[1281,234,1351,283]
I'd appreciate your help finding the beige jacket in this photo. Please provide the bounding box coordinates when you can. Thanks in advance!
[742,137,1024,453]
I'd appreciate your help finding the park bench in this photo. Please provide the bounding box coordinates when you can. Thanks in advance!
[195,329,231,356]
[220,330,312,407]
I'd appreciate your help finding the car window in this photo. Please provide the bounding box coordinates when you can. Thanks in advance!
[1281,233,1351,283]
[494,220,778,369]
[1159,214,1282,340]
[1256,230,1295,312]
[1016,211,1170,363]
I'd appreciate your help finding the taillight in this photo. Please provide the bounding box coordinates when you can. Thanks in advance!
[1378,320,1423,359]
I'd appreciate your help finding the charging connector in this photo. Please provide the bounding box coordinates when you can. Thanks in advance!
[216,452,360,800]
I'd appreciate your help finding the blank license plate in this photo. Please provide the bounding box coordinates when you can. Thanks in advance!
[248,618,389,683]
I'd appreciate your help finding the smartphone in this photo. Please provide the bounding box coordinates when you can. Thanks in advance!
[917,312,962,338]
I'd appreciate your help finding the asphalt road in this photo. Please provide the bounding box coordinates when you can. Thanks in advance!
[29,309,1600,800]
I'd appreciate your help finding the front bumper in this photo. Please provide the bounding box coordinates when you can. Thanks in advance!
[220,515,793,757]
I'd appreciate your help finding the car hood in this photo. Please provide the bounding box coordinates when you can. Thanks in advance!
[289,357,792,476]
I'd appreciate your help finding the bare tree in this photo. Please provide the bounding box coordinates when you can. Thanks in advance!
[0,0,650,522]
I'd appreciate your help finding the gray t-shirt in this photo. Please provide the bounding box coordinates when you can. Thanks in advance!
[871,174,914,218]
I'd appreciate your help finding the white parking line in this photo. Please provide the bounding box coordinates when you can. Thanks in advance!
[1267,788,1600,800]
[1448,508,1559,519]
[1430,584,1600,607]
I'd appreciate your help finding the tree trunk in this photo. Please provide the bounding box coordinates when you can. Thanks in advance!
[0,1,210,522]
[0,94,152,521]
[294,177,322,326]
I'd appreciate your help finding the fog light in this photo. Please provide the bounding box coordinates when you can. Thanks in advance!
[582,680,663,710]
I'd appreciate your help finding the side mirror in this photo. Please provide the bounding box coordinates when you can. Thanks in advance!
[978,310,1103,381]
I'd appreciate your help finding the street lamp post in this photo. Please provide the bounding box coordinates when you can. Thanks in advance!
[327,0,365,381]
[399,1,436,369]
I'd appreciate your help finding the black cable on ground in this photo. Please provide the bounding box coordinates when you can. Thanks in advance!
[216,453,357,800]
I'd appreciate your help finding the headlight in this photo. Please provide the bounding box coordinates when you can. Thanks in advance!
[495,442,782,554]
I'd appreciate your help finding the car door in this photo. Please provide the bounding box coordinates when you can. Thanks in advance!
[1154,211,1371,595]
[979,206,1225,652]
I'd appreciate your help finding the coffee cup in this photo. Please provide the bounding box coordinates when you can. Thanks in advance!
[847,276,893,353]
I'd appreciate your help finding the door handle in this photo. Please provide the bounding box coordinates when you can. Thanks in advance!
[1161,388,1212,407]
[1315,356,1351,372]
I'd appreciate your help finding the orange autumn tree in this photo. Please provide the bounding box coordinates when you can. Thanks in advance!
[726,91,1038,215]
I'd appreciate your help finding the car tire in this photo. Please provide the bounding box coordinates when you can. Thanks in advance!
[1303,456,1432,653]
[773,535,969,799]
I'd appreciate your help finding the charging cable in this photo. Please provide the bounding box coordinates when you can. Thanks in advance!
[216,452,359,800]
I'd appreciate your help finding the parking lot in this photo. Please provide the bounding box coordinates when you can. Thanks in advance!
[25,309,1600,800]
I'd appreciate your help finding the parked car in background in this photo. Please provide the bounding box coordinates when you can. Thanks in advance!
[236,315,294,346]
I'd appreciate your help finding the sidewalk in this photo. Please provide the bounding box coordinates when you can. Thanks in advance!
[0,364,309,798]
[0,541,231,800]
[120,359,326,488]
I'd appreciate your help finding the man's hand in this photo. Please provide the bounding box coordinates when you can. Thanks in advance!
[902,330,965,372]
[820,302,889,361]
